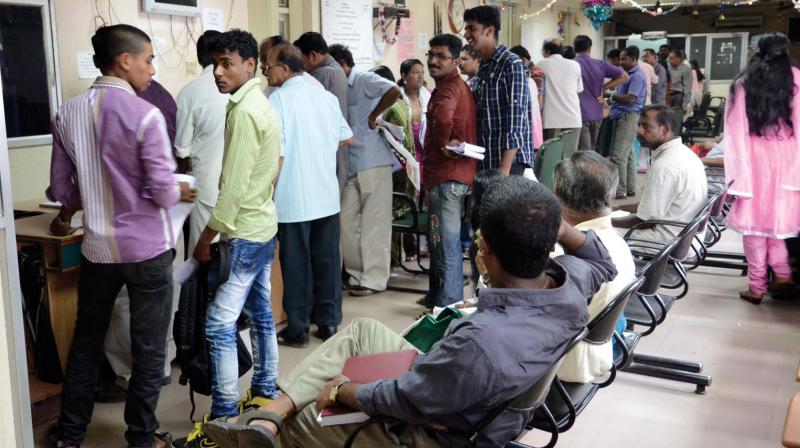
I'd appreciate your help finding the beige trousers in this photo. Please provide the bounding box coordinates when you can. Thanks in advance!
[275,318,440,448]
[341,166,393,291]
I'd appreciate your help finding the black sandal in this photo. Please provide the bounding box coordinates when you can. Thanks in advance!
[203,409,283,448]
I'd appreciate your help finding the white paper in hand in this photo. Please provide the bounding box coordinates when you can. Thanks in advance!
[173,257,199,284]
[169,174,196,246]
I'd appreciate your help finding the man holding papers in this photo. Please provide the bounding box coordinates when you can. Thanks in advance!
[421,34,478,309]
[202,177,616,448]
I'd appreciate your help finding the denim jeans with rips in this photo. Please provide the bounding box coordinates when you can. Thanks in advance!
[206,237,280,418]
[425,181,469,308]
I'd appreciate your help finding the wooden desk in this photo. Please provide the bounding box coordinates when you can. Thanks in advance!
[13,206,286,386]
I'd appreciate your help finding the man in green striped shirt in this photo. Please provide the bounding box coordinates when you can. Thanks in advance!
[180,29,282,448]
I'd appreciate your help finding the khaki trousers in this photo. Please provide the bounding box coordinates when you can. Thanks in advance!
[276,318,441,448]
[341,166,393,291]
[610,112,639,196]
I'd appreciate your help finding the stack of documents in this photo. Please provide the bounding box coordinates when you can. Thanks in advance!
[445,142,486,161]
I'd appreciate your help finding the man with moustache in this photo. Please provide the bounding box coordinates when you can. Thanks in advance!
[420,34,478,309]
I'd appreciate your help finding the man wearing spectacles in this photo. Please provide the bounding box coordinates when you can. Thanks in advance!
[420,34,478,310]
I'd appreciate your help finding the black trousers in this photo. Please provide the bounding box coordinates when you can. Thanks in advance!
[278,213,342,338]
[59,250,173,447]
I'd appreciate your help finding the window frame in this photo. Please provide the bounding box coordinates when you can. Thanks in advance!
[2,0,61,149]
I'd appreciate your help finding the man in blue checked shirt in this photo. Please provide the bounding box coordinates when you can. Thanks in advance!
[464,6,534,176]
[606,46,648,199]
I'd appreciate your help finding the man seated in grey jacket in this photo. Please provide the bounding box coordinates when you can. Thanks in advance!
[202,176,618,448]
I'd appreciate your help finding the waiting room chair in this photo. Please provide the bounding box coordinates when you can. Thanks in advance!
[556,129,578,157]
[533,137,564,191]
[388,192,429,294]
[529,277,645,434]
[683,100,726,144]
[621,213,713,394]
[342,328,589,448]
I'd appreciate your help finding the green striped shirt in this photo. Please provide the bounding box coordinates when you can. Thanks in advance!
[208,78,281,242]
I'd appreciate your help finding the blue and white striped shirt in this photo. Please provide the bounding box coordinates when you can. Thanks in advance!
[610,64,648,119]
[471,45,534,170]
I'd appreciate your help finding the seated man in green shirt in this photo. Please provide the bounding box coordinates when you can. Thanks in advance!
[177,29,282,448]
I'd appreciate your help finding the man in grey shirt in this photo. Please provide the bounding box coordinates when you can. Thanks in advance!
[644,49,667,105]
[329,44,401,297]
[202,176,617,448]
[294,32,350,186]
[668,49,692,111]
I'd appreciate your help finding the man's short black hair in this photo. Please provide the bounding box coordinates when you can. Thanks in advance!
[641,104,676,134]
[470,169,502,231]
[509,45,531,61]
[293,32,329,56]
[574,35,592,54]
[462,44,482,60]
[479,177,562,279]
[262,35,286,47]
[210,29,258,63]
[622,45,640,60]
[329,44,354,69]
[197,30,220,67]
[271,43,305,73]
[659,44,671,51]
[607,48,621,60]
[643,48,657,57]
[669,49,685,60]
[370,65,395,83]
[91,24,151,71]
[429,33,463,59]
[463,6,501,39]
[543,39,563,56]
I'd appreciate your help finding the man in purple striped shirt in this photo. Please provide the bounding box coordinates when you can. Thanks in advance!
[46,25,196,448]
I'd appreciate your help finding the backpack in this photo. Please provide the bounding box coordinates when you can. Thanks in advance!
[173,243,253,419]
[18,246,63,384]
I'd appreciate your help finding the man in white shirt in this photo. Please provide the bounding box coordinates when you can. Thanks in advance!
[537,38,583,155]
[553,150,636,383]
[613,105,707,244]
[639,53,658,106]
[175,30,229,254]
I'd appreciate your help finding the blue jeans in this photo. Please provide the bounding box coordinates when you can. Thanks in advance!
[206,238,280,417]
[425,182,469,308]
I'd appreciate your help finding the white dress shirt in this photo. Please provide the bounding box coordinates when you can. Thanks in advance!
[537,54,584,129]
[636,137,708,244]
[263,71,324,98]
[554,216,637,383]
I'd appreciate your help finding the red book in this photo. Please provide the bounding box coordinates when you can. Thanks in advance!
[316,350,418,427]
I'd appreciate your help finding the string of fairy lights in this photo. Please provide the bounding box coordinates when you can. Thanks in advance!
[515,0,800,21]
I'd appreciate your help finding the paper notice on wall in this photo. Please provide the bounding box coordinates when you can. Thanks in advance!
[202,7,224,31]
[77,51,101,79]
[396,15,415,64]
[417,32,429,50]
[322,0,374,69]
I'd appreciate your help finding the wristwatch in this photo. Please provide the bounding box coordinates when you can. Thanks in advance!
[329,379,351,403]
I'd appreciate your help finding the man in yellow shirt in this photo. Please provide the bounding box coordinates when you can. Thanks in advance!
[179,29,282,448]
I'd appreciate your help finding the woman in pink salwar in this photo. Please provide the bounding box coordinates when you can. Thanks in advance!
[723,33,800,304]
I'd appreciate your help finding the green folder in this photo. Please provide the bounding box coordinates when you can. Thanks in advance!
[403,307,465,353]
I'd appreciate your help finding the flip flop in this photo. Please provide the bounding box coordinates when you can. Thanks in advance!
[203,409,283,448]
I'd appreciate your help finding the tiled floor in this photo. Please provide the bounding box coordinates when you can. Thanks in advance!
[33,231,800,447]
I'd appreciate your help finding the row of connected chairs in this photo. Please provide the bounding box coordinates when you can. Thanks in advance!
[534,129,577,191]
[614,182,734,395]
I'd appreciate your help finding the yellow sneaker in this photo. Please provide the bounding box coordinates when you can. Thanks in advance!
[237,388,274,414]
[174,413,218,448]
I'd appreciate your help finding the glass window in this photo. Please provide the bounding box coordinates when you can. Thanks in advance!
[0,3,53,139]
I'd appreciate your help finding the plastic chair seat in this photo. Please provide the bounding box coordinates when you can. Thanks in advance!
[392,211,428,233]
[614,330,641,367]
[625,294,676,325]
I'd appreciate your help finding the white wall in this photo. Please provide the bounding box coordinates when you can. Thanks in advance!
[519,0,605,63]
[8,0,249,204]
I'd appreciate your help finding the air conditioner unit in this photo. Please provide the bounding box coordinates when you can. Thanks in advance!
[717,16,763,28]
[642,31,668,40]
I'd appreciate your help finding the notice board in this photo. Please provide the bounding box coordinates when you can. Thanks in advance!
[322,0,374,69]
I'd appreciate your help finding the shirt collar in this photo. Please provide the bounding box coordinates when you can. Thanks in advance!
[626,64,641,75]
[434,68,461,87]
[652,137,683,158]
[490,44,509,63]
[548,54,564,61]
[347,67,359,86]
[477,261,571,309]
[93,76,135,94]
[574,215,613,231]
[201,65,214,75]
[229,77,261,104]
[283,75,304,88]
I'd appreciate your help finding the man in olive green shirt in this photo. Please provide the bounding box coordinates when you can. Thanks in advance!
[179,29,281,448]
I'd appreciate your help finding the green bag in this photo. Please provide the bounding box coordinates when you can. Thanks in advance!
[403,307,465,353]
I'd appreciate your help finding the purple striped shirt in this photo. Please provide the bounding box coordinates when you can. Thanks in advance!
[46,76,180,263]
